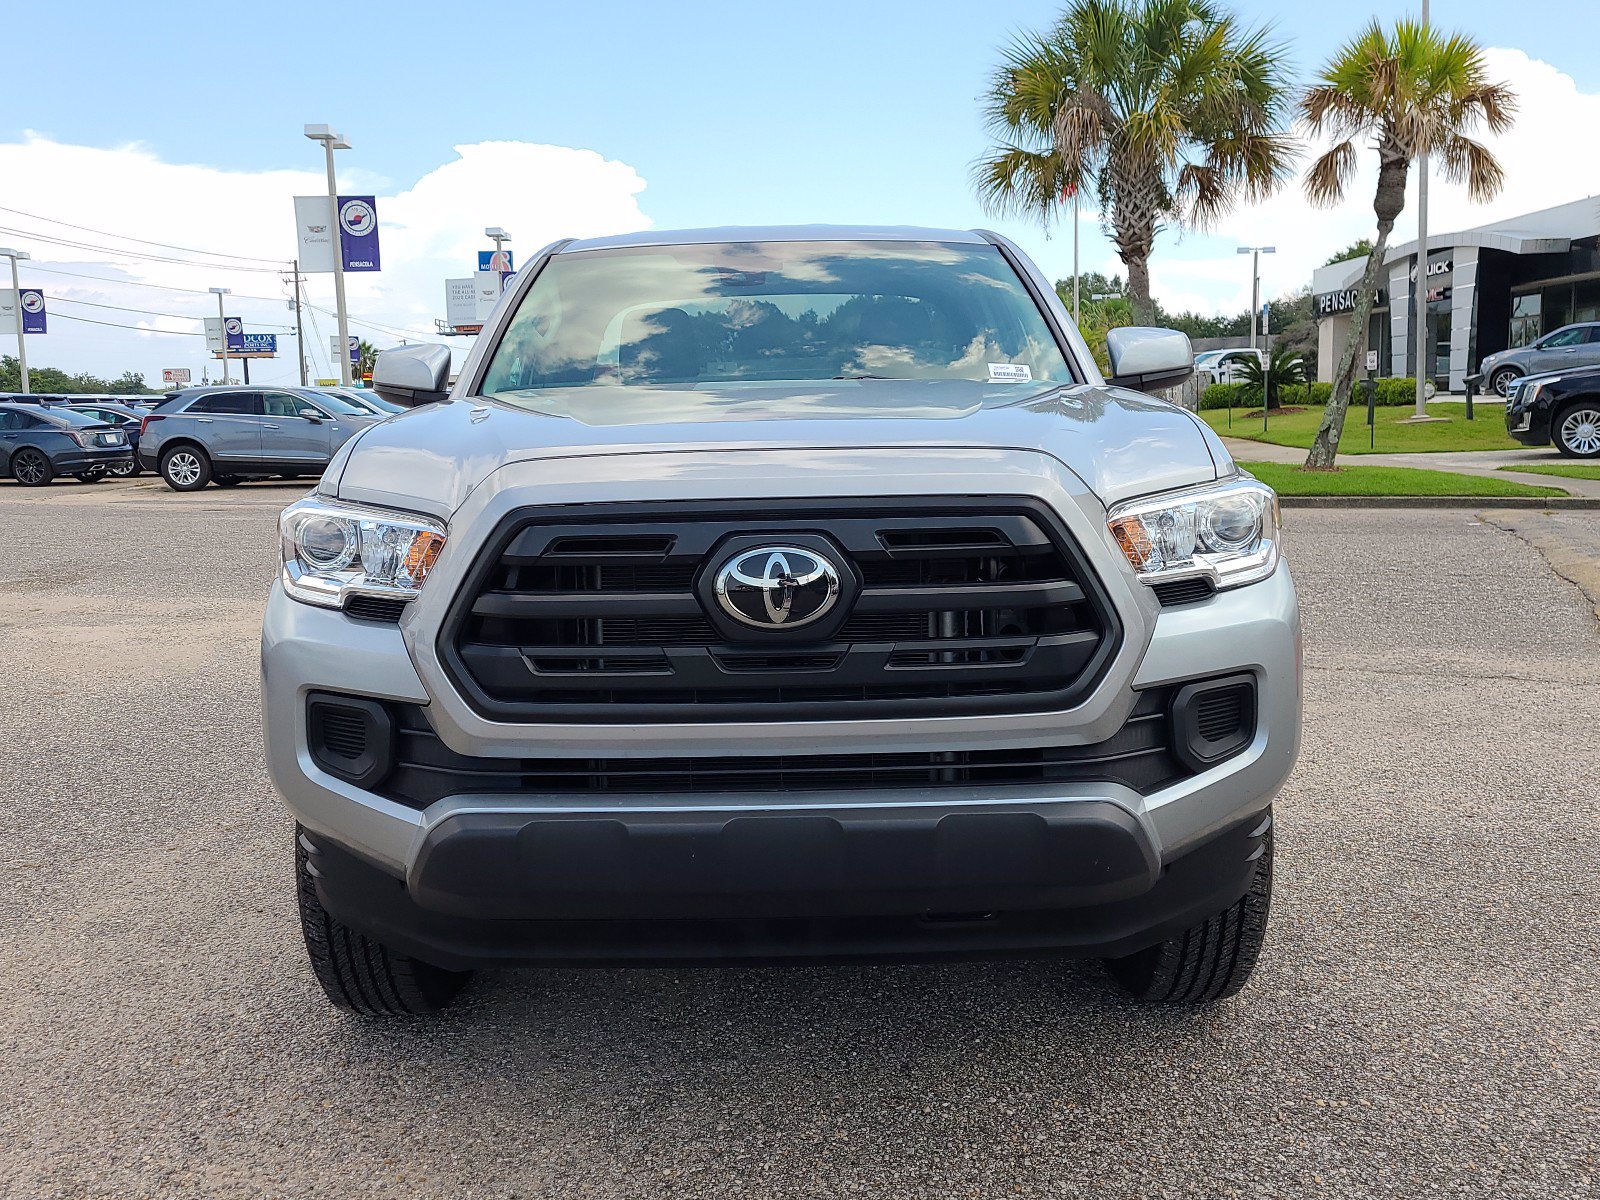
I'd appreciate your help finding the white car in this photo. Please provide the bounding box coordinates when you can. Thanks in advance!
[1195,348,1264,387]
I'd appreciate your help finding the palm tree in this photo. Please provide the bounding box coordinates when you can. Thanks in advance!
[976,0,1295,325]
[1236,341,1305,410]
[1300,20,1514,469]
[356,339,379,380]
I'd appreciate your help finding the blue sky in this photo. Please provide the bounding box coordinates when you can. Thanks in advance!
[6,0,1600,381]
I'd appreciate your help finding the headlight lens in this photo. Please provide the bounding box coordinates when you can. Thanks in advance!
[1521,377,1557,405]
[1107,477,1279,590]
[279,496,446,609]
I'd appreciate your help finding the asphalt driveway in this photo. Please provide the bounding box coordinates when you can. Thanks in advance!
[1,480,1596,1199]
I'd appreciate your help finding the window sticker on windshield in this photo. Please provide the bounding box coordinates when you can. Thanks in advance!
[988,363,1032,383]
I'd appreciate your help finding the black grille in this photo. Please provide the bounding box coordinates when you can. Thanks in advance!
[319,710,368,759]
[344,594,409,622]
[441,499,1121,722]
[1152,577,1215,607]
[379,688,1182,807]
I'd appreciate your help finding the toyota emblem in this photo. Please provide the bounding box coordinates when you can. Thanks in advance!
[713,545,841,630]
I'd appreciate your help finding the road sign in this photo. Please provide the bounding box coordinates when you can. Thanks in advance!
[162,368,192,384]
[1365,350,1379,373]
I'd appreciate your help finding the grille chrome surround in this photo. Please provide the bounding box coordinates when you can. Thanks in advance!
[439,499,1122,723]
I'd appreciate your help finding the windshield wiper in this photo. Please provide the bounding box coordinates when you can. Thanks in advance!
[832,373,901,380]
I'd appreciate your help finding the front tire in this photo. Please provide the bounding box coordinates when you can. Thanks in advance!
[11,448,54,486]
[296,829,472,1016]
[160,445,212,491]
[1489,367,1521,398]
[1103,815,1273,1004]
[1554,402,1600,458]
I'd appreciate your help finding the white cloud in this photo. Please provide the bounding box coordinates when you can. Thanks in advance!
[0,134,650,384]
[1153,46,1600,317]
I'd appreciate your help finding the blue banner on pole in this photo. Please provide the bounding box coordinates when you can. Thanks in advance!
[478,249,514,274]
[20,288,46,334]
[338,196,381,271]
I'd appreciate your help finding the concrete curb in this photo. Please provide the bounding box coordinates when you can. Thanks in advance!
[1278,495,1600,509]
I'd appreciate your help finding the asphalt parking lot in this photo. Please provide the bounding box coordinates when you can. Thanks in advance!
[2,477,1597,1200]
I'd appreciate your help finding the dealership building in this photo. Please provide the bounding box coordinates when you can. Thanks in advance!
[1311,195,1600,391]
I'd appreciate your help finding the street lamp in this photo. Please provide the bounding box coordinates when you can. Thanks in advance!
[210,287,232,384]
[1237,246,1276,350]
[0,247,31,394]
[485,226,511,259]
[305,123,353,385]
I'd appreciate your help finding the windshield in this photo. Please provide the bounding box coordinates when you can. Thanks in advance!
[479,240,1075,396]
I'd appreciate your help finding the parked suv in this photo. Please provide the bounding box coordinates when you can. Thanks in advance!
[1504,364,1600,457]
[0,401,132,485]
[1479,322,1600,396]
[139,385,379,491]
[264,226,1301,1016]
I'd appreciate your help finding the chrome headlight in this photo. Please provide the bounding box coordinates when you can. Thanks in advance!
[1107,477,1280,590]
[1521,377,1558,405]
[279,496,447,609]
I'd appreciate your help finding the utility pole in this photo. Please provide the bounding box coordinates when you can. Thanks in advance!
[1415,0,1432,415]
[1237,246,1275,350]
[305,124,353,386]
[1,247,31,393]
[486,226,511,263]
[210,287,231,384]
[289,259,308,386]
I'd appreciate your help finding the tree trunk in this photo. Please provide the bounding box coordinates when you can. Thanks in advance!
[1124,253,1153,326]
[1107,152,1159,326]
[1304,150,1410,470]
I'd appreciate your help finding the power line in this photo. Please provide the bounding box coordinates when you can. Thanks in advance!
[0,224,286,273]
[23,263,292,302]
[0,204,290,265]
[50,312,203,336]
[306,303,433,341]
[48,294,296,331]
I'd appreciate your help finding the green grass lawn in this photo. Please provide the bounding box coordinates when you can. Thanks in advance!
[1242,461,1566,497]
[1204,402,1520,454]
[1496,462,1600,480]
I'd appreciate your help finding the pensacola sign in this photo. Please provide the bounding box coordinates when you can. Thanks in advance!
[1315,285,1387,317]
[293,195,381,272]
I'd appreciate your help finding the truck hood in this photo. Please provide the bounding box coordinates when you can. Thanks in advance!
[329,379,1227,518]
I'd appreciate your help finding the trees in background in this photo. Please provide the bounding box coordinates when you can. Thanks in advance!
[1300,20,1514,468]
[0,357,154,394]
[977,0,1295,325]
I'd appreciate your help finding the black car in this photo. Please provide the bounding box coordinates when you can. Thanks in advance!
[64,401,147,476]
[0,402,134,486]
[1505,365,1600,458]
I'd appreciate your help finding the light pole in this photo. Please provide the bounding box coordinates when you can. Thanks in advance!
[1414,0,1431,414]
[210,287,232,384]
[305,124,353,385]
[485,226,511,265]
[1237,246,1275,350]
[1,247,31,394]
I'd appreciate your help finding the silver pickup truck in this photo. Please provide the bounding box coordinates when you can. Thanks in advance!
[262,226,1301,1016]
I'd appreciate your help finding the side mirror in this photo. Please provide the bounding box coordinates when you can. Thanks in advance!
[298,408,324,422]
[372,343,452,408]
[1105,327,1195,393]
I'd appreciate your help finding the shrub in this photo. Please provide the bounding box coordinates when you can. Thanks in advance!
[1201,378,1416,410]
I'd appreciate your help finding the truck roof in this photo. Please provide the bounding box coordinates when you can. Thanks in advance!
[562,224,992,253]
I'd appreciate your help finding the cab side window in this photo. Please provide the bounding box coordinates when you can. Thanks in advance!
[1541,328,1585,349]
[263,392,318,418]
[189,392,261,416]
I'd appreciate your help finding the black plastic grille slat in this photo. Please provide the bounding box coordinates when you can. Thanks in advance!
[379,690,1182,806]
[1152,577,1216,607]
[443,500,1120,723]
[343,594,409,623]
[319,712,368,759]
[1196,691,1246,740]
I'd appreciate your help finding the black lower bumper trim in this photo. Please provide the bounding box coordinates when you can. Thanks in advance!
[304,809,1270,971]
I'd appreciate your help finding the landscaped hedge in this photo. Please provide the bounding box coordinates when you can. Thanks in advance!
[1200,379,1417,410]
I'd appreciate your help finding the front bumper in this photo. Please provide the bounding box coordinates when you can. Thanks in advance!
[264,451,1302,968]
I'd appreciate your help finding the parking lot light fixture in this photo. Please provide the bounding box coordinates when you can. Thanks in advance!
[210,287,231,384]
[305,124,353,385]
[1,247,31,394]
[1237,246,1276,350]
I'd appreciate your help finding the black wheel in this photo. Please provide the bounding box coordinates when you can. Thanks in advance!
[108,459,140,478]
[1554,401,1600,458]
[296,828,471,1016]
[1489,366,1521,398]
[10,448,54,487]
[1104,814,1273,1004]
[212,474,243,488]
[159,444,212,491]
